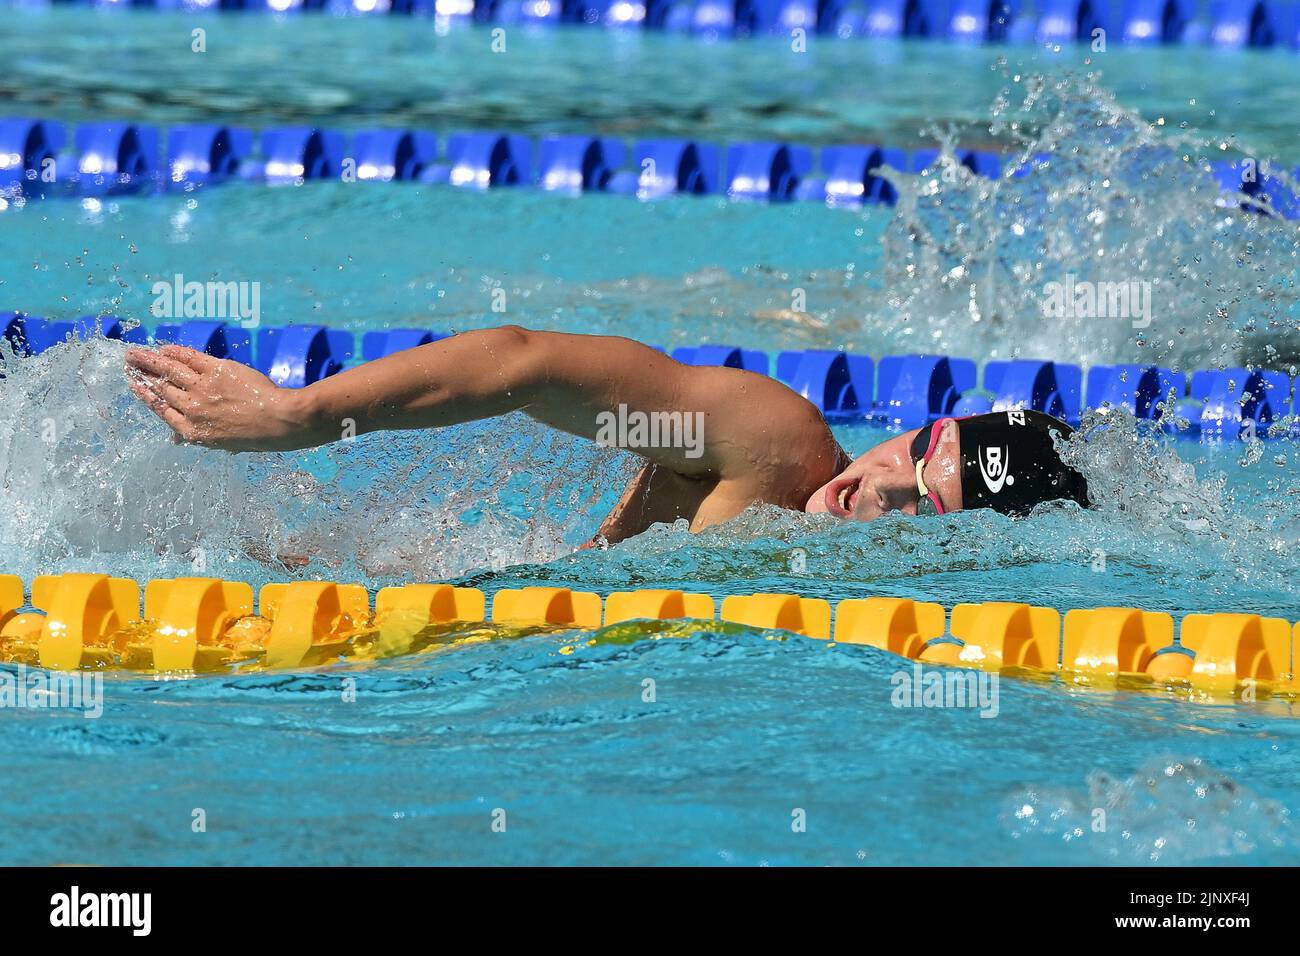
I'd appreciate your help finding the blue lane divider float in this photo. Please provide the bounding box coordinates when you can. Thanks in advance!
[258,127,348,184]
[361,327,450,359]
[945,0,1031,41]
[608,140,722,199]
[819,144,909,206]
[1,312,75,355]
[1084,363,1186,421]
[0,118,64,198]
[725,142,813,202]
[873,354,979,429]
[672,343,771,374]
[5,115,1296,218]
[1180,367,1293,437]
[255,325,355,388]
[425,132,534,188]
[350,130,439,182]
[5,314,1295,438]
[537,135,625,194]
[32,0,1300,51]
[1122,0,1197,42]
[167,125,254,186]
[1208,0,1297,46]
[979,358,1082,423]
[776,348,874,418]
[1034,0,1111,43]
[73,123,159,196]
[155,319,253,363]
[1210,158,1300,218]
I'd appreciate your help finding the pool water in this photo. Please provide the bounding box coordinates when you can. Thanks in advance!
[1,13,1299,866]
[3,10,1300,154]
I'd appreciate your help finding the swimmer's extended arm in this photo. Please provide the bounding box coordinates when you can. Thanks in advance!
[125,326,837,482]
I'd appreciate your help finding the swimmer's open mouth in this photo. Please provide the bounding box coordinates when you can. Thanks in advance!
[825,476,861,518]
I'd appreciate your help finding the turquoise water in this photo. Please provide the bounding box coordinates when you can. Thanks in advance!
[2,10,1300,154]
[1,15,1299,866]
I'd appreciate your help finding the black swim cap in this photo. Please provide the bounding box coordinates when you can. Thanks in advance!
[957,410,1089,515]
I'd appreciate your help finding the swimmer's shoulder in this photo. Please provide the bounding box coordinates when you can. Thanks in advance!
[711,373,843,508]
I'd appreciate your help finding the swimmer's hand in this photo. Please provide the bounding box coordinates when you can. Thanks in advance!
[125,344,317,452]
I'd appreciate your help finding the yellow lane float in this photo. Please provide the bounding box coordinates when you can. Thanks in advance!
[1062,607,1174,678]
[359,583,491,658]
[0,574,37,659]
[719,592,831,638]
[137,578,254,671]
[0,574,22,618]
[0,573,1296,701]
[375,583,486,624]
[604,589,715,625]
[832,597,943,658]
[1178,612,1293,692]
[33,573,141,670]
[491,586,602,627]
[256,581,371,668]
[941,602,1061,670]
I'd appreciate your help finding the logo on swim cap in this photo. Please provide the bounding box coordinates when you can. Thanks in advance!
[978,446,1015,494]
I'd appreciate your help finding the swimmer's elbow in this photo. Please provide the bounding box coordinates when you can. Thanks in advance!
[488,324,542,383]
[492,324,533,350]
[438,325,548,406]
[487,325,561,400]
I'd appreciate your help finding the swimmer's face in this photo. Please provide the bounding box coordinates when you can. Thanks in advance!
[805,421,964,520]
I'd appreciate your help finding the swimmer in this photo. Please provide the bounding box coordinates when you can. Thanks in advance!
[124,326,1089,544]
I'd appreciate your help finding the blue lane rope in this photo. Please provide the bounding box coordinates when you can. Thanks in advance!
[3,118,1297,218]
[12,0,1300,54]
[3,314,1295,439]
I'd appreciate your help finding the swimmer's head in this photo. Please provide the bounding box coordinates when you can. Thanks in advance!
[806,410,1089,521]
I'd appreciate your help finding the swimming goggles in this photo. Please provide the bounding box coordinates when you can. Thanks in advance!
[909,417,955,516]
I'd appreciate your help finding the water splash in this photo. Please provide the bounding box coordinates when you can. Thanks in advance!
[1002,756,1294,863]
[0,336,245,573]
[0,337,633,586]
[876,70,1300,370]
[1057,412,1300,597]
